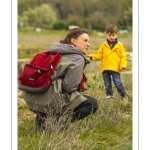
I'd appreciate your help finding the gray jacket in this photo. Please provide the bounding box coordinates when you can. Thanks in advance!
[23,43,90,114]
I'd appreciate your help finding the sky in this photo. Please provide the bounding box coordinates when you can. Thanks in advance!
[0,0,149,149]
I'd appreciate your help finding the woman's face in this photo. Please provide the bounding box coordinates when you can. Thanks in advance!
[71,33,90,54]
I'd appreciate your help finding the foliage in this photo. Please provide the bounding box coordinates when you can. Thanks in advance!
[18,0,38,15]
[18,4,57,29]
[53,20,68,30]
[18,0,132,30]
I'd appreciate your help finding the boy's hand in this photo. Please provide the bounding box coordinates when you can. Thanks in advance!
[120,68,126,72]
[85,54,92,58]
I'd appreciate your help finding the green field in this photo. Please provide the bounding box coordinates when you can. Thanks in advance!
[18,28,132,57]
[18,28,132,150]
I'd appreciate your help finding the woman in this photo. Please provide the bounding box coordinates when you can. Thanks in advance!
[22,28,98,131]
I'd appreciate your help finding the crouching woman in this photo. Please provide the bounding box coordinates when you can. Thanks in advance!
[22,28,98,130]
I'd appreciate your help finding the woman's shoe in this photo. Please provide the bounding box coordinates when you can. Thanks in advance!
[34,114,46,132]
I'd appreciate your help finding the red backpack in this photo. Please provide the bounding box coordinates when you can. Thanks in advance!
[18,51,88,94]
[18,51,62,93]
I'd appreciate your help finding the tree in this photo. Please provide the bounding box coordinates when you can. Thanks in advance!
[21,4,57,29]
[18,0,132,30]
[18,0,38,15]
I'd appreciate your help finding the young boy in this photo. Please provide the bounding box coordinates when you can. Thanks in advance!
[86,24,128,102]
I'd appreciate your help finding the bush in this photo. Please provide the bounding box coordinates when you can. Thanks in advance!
[53,21,68,30]
[20,4,57,29]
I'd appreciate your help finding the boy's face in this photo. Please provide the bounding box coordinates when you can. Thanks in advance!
[106,32,117,42]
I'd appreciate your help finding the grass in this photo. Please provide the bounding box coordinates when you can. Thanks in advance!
[18,28,132,150]
[18,73,132,150]
[18,28,132,58]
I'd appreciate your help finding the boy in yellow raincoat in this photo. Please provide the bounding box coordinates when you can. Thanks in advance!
[86,24,128,102]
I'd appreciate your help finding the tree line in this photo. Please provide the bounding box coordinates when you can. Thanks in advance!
[18,0,132,31]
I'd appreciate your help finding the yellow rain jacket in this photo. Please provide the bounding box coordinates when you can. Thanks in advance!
[91,41,127,73]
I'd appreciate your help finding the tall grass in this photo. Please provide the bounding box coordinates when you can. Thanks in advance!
[18,73,132,150]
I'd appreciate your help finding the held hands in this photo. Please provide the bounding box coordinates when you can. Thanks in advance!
[85,54,92,59]
[120,68,126,72]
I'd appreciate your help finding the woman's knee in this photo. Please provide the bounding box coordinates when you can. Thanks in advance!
[84,95,98,112]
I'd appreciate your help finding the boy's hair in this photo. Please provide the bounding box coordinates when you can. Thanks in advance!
[105,24,118,34]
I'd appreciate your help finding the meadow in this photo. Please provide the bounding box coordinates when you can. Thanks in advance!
[18,28,132,150]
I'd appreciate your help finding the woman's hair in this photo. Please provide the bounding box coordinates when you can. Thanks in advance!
[60,28,89,44]
[105,24,118,34]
